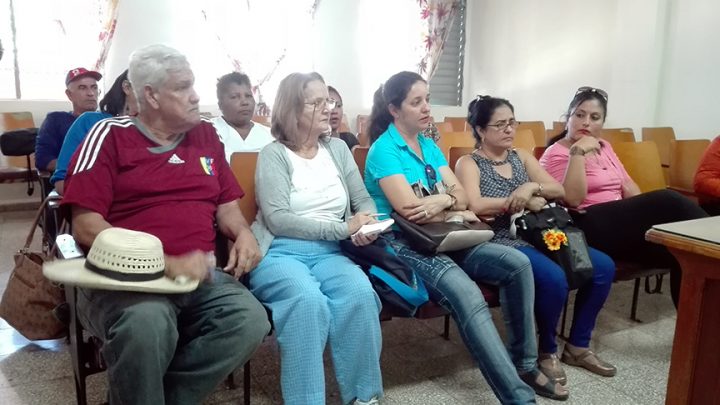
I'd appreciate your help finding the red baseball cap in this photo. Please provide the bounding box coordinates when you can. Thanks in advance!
[65,67,102,86]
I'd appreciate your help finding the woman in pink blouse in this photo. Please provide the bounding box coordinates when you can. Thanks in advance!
[540,87,707,307]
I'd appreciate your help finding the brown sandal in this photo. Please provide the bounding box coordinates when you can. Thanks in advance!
[539,352,567,386]
[561,347,617,377]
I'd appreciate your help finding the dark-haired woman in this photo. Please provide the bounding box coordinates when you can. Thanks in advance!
[456,95,616,386]
[52,70,138,194]
[540,87,708,307]
[365,71,567,403]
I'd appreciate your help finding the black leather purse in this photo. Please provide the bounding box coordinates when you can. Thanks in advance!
[391,212,494,255]
[514,205,594,290]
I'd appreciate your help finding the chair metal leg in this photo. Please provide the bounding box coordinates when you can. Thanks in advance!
[243,361,251,405]
[74,374,88,405]
[442,315,450,340]
[630,278,641,322]
[225,371,236,389]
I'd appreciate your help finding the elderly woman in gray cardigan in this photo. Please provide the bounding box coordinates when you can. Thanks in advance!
[248,72,383,405]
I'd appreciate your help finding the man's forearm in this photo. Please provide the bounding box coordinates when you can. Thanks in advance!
[216,200,251,241]
[72,207,112,247]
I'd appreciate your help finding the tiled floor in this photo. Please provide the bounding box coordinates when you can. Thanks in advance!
[0,209,674,404]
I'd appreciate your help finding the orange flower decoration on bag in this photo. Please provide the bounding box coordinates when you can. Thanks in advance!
[542,229,568,251]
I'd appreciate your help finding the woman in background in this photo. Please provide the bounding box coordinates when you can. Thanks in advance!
[327,85,359,150]
[365,71,567,403]
[694,135,720,215]
[456,95,616,386]
[540,87,708,307]
[249,72,383,405]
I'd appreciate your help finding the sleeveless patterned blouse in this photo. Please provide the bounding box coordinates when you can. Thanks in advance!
[471,149,530,247]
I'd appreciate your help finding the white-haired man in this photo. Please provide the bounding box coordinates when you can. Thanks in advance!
[61,45,270,405]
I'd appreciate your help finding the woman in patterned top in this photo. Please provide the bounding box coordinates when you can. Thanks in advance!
[455,95,617,388]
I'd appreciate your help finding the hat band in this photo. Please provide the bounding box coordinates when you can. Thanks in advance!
[85,261,165,282]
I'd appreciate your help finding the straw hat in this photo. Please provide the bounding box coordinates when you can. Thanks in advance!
[44,228,199,293]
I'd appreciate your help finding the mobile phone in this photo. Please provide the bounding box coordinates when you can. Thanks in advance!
[353,219,395,237]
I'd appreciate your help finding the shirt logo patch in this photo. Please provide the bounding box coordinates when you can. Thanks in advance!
[168,153,185,164]
[200,157,217,176]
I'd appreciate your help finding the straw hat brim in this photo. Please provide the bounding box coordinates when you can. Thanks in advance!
[44,258,199,294]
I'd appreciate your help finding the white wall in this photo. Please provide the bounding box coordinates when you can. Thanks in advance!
[1,0,718,136]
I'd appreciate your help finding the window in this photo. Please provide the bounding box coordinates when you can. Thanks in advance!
[428,0,466,106]
[0,0,106,99]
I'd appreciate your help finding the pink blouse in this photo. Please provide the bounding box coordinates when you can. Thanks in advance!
[540,140,632,209]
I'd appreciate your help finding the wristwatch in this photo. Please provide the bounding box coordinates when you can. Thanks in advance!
[569,146,587,156]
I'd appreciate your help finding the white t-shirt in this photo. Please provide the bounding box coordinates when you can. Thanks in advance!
[211,116,274,161]
[286,144,347,223]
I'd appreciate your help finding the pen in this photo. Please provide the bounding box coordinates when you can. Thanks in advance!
[369,213,387,217]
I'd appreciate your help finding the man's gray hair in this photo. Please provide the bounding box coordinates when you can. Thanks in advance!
[128,44,190,107]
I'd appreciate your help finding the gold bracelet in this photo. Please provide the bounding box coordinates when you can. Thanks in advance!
[534,182,543,197]
[447,193,457,209]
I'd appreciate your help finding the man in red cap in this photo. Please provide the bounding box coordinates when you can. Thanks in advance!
[34,67,102,173]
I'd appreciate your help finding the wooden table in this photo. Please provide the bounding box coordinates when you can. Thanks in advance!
[646,216,720,405]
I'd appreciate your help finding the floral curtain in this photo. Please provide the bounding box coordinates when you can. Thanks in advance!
[417,0,460,80]
[201,0,320,115]
[93,0,120,71]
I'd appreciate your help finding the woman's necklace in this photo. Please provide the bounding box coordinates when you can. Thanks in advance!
[475,147,510,166]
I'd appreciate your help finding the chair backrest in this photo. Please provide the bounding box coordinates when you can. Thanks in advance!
[443,116,468,132]
[669,139,712,192]
[600,128,635,146]
[448,146,475,171]
[434,121,453,135]
[552,121,565,133]
[352,146,369,179]
[613,141,667,193]
[533,146,547,160]
[437,131,474,160]
[512,129,536,153]
[229,152,260,223]
[252,115,271,127]
[641,127,675,166]
[517,121,546,149]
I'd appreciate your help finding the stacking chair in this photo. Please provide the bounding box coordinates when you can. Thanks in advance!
[599,128,635,146]
[516,121,546,149]
[512,129,536,153]
[252,115,271,127]
[434,121,453,135]
[443,116,468,132]
[613,141,667,193]
[448,146,475,171]
[533,146,547,160]
[356,115,370,146]
[641,127,675,182]
[230,152,260,224]
[668,139,711,198]
[437,131,474,160]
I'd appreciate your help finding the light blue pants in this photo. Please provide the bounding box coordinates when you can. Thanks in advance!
[248,237,383,405]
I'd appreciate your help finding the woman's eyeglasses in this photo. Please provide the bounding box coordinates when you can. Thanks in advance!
[575,86,608,101]
[304,98,337,110]
[486,119,519,132]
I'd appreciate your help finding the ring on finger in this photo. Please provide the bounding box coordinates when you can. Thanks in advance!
[423,209,428,217]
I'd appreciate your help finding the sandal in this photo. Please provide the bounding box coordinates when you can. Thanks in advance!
[539,352,567,386]
[519,368,569,401]
[561,347,617,377]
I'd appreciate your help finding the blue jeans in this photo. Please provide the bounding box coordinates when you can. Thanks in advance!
[517,246,615,353]
[248,237,383,405]
[386,233,536,405]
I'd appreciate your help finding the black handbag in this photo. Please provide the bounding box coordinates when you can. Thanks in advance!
[514,205,594,290]
[391,212,494,255]
[339,238,428,317]
[0,128,38,156]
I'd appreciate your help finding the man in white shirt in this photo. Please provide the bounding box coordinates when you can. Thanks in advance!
[211,72,274,161]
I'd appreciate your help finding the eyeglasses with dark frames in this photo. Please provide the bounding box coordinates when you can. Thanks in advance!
[486,119,520,132]
[575,86,608,101]
[304,98,337,110]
